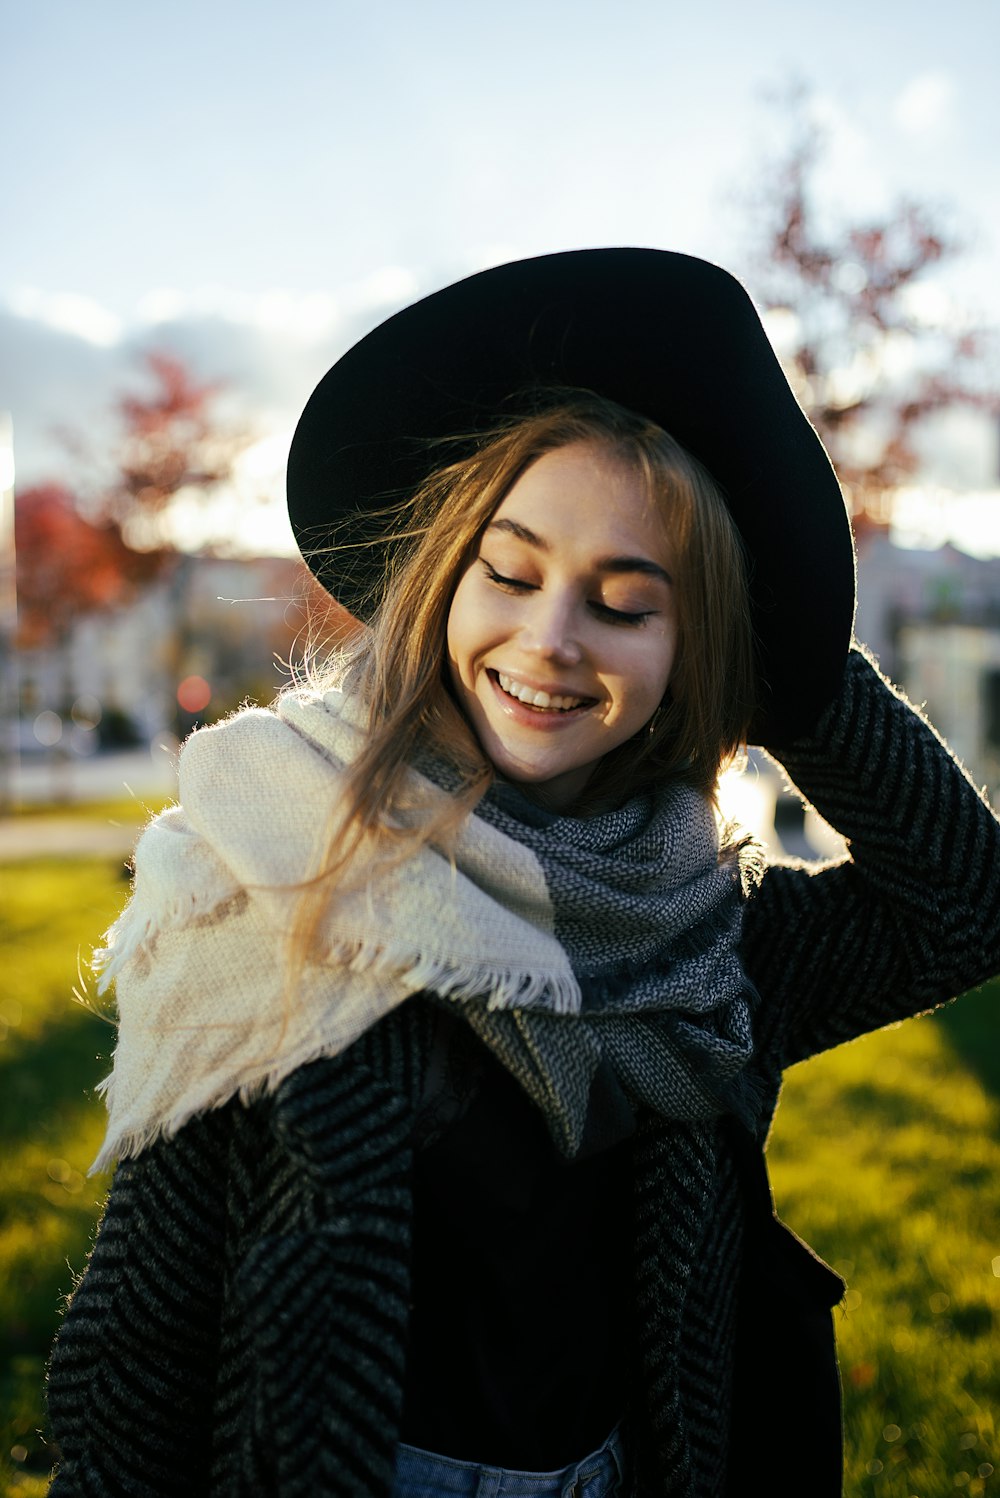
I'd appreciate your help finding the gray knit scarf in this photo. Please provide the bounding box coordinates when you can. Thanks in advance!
[453,775,764,1155]
[91,685,762,1171]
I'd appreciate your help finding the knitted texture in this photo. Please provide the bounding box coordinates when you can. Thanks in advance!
[46,651,1000,1497]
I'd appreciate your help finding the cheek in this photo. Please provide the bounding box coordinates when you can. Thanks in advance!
[612,641,675,731]
[448,573,511,660]
[445,572,485,685]
[621,629,676,701]
[445,571,472,648]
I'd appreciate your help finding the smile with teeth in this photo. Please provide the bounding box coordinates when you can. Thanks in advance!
[495,671,592,712]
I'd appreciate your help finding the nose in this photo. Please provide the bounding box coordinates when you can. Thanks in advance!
[518,593,583,665]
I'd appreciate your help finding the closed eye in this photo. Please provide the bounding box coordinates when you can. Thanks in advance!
[591,602,656,626]
[481,559,655,625]
[481,559,536,593]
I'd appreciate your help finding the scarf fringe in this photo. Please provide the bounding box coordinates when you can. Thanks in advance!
[90,1026,374,1175]
[93,915,165,993]
[323,936,580,1014]
[93,918,581,1017]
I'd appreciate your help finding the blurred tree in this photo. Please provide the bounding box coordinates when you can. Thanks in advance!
[86,351,246,550]
[11,484,166,797]
[6,354,348,802]
[87,349,357,693]
[14,483,164,651]
[748,90,999,539]
[85,352,260,733]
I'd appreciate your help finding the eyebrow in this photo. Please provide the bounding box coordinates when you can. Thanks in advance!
[485,517,673,585]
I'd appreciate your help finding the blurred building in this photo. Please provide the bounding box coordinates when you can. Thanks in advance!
[728,529,1000,857]
[12,553,323,763]
[855,532,1000,799]
[8,528,1000,823]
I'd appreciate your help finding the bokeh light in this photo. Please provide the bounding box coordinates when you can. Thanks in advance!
[70,695,102,728]
[177,675,211,713]
[33,709,63,746]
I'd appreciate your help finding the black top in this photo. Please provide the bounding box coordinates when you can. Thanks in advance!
[400,1034,633,1469]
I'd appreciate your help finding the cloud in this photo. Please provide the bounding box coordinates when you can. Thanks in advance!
[133,267,422,345]
[8,289,123,347]
[0,271,434,494]
[893,73,956,136]
[0,312,130,485]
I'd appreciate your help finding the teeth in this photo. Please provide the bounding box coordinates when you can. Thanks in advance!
[497,673,585,711]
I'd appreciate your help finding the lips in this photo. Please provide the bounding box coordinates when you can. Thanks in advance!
[494,671,595,713]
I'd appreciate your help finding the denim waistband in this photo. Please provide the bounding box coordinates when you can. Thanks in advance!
[393,1422,627,1498]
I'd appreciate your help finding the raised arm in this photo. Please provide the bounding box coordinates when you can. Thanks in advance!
[742,647,1000,1075]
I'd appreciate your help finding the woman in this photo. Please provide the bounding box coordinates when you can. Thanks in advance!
[46,249,1000,1497]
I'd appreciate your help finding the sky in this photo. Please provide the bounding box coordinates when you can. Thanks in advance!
[4,0,1000,555]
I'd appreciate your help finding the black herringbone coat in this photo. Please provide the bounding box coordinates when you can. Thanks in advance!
[46,653,1000,1496]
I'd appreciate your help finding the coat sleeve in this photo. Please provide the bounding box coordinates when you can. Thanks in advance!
[742,646,1000,1073]
[45,1104,233,1497]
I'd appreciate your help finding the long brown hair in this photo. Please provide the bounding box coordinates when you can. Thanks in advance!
[291,392,756,924]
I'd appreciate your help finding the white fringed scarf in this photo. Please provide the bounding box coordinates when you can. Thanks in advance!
[91,686,763,1172]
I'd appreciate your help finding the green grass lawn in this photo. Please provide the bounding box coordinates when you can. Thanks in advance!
[769,991,1000,1496]
[1,846,998,1496]
[5,796,170,823]
[1,853,125,1496]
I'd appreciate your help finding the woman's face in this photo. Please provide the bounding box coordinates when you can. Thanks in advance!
[446,440,677,811]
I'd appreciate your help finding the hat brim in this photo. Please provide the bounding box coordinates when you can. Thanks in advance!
[287,247,856,742]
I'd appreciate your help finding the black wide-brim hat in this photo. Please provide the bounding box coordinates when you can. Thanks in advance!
[287,247,856,743]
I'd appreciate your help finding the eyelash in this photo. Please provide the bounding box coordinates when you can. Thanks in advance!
[479,561,654,626]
